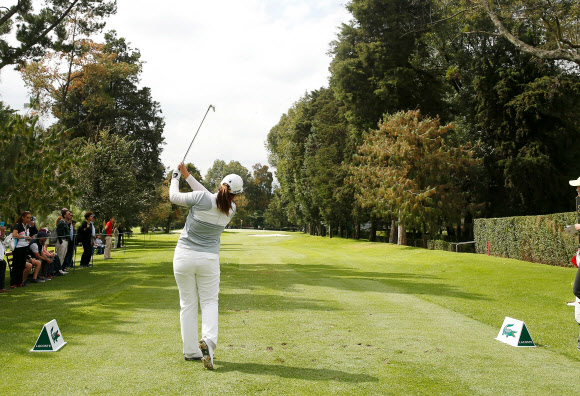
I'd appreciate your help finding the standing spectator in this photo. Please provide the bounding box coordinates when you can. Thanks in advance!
[104,216,114,259]
[117,222,124,248]
[79,212,95,267]
[113,223,119,249]
[11,211,33,287]
[56,209,72,274]
[28,217,38,237]
[0,225,8,292]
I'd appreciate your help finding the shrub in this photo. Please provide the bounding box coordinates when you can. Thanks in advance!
[474,212,577,266]
[428,240,450,251]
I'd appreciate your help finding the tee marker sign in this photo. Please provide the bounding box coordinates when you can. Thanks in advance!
[495,317,535,347]
[30,319,67,352]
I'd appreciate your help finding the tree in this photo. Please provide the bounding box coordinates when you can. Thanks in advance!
[20,31,165,189]
[203,159,251,192]
[76,130,143,226]
[264,187,294,229]
[329,0,449,133]
[0,0,116,70]
[471,0,580,65]
[350,110,479,244]
[245,163,273,212]
[0,102,78,222]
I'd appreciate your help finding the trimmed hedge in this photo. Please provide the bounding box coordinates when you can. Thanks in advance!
[428,240,450,251]
[474,212,577,267]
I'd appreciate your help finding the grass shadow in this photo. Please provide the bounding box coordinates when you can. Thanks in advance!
[216,360,379,383]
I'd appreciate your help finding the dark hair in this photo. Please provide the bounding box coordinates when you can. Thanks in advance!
[61,208,69,217]
[85,211,94,220]
[216,184,235,215]
[16,211,31,224]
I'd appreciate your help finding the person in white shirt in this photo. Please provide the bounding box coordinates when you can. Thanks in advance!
[169,162,243,369]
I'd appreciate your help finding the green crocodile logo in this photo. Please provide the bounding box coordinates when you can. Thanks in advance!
[502,324,518,338]
[51,327,61,343]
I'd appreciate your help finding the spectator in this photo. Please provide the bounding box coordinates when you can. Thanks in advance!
[117,222,124,248]
[11,211,33,287]
[56,209,72,274]
[27,256,44,283]
[43,242,63,277]
[29,232,52,282]
[104,216,114,259]
[0,225,8,293]
[94,235,104,255]
[113,223,119,249]
[79,212,95,267]
[28,217,39,237]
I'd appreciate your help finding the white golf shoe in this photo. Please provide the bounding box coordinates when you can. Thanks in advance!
[199,339,214,370]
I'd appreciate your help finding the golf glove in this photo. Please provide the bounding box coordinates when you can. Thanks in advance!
[172,167,181,180]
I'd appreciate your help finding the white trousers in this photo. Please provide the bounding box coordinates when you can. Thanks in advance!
[56,239,68,263]
[173,247,220,358]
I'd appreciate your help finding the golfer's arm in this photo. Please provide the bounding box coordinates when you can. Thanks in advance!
[185,175,209,192]
[169,177,194,207]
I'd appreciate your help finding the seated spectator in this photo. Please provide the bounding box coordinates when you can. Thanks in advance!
[42,241,58,277]
[29,232,53,282]
[27,256,43,283]
[94,235,105,255]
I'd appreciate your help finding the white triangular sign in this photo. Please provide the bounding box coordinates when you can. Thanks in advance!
[495,317,535,347]
[30,319,67,352]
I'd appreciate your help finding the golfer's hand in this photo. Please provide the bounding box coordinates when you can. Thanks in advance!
[178,162,190,179]
[575,224,580,231]
[172,165,181,180]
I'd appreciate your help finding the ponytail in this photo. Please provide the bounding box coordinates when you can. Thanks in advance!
[216,184,235,215]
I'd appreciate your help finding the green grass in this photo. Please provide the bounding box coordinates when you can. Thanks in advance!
[2,230,580,395]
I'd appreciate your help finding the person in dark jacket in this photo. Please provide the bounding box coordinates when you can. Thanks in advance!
[79,212,95,267]
[56,209,72,273]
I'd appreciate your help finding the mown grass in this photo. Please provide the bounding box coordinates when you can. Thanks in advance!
[1,230,580,395]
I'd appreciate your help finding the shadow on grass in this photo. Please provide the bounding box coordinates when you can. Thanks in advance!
[216,361,379,382]
[221,263,489,302]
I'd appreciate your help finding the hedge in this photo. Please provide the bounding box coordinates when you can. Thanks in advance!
[474,212,577,267]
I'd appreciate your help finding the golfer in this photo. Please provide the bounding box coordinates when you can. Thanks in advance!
[169,162,243,369]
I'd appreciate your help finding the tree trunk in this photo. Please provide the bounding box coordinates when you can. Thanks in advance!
[369,219,377,242]
[398,223,407,245]
[329,225,333,238]
[356,221,360,240]
[397,211,406,245]
[320,224,326,237]
[389,219,398,243]
[339,224,344,238]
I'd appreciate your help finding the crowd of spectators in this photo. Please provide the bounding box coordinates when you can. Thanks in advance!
[0,208,125,293]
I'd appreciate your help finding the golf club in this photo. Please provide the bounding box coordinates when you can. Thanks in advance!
[182,104,215,163]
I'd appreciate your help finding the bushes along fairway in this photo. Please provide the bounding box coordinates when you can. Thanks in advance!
[1,230,580,395]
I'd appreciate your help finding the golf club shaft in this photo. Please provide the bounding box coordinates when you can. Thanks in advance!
[182,104,215,163]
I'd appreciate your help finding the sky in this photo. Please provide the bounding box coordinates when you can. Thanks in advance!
[0,0,352,178]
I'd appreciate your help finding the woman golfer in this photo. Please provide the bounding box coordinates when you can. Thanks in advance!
[169,162,243,369]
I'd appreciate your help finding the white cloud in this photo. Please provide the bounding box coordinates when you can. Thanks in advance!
[0,0,351,177]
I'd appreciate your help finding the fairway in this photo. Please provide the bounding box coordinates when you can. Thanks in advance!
[2,230,580,395]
